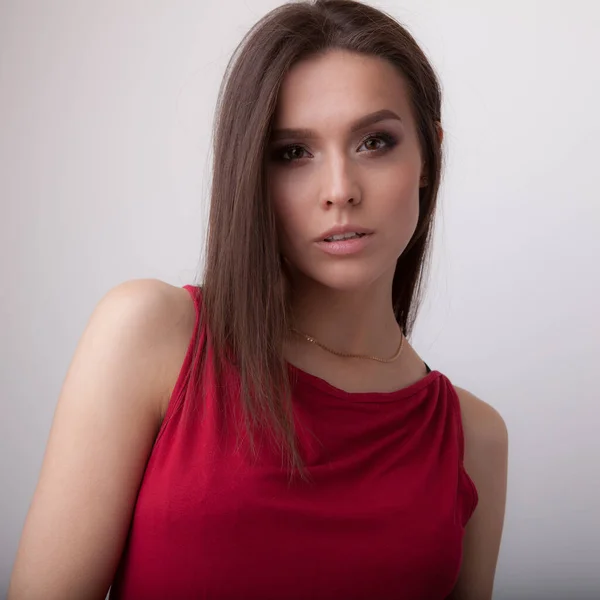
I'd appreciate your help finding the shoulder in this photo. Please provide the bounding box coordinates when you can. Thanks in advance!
[453,386,509,559]
[96,278,195,332]
[453,386,508,455]
[450,386,508,598]
[93,279,197,414]
[452,386,508,524]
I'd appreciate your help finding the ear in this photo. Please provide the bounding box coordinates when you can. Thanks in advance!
[435,120,444,145]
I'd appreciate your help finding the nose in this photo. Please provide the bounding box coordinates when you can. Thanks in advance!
[320,153,362,209]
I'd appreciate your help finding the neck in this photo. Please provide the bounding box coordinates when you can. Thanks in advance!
[288,271,402,359]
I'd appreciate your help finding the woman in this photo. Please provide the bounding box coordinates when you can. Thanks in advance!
[9,1,508,598]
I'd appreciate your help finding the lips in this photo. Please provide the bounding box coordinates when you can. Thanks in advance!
[323,232,366,242]
[315,232,373,256]
[317,224,374,242]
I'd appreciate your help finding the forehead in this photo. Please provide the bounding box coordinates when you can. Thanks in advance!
[272,49,413,127]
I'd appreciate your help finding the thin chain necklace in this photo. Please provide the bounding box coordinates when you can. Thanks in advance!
[290,327,405,364]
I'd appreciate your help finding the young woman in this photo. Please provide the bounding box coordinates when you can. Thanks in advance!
[9,1,508,599]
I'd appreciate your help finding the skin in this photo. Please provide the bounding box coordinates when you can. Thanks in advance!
[8,49,507,600]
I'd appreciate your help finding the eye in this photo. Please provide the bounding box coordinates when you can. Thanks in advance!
[358,131,398,154]
[273,145,310,163]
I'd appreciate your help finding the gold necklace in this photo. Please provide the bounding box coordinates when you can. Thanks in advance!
[290,327,405,363]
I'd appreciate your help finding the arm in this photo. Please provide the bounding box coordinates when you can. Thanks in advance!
[450,387,509,600]
[8,279,195,600]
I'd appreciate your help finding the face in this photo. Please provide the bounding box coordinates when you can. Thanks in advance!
[266,49,426,293]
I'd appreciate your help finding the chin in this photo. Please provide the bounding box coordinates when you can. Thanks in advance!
[296,261,393,293]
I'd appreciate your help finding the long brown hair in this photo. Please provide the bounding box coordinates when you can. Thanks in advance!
[194,0,444,481]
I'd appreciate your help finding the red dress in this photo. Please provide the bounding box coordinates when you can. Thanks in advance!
[110,285,478,600]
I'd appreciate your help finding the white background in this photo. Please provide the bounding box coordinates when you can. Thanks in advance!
[1,1,599,598]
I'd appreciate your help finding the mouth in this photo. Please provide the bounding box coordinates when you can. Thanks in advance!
[315,231,373,256]
[322,232,368,242]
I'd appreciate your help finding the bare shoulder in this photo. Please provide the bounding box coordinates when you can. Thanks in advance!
[99,278,197,415]
[98,278,195,336]
[450,386,509,599]
[454,386,508,452]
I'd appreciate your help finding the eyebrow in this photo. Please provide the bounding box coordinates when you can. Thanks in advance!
[269,108,402,142]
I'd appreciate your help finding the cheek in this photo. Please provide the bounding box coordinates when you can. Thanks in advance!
[377,171,421,227]
[273,195,300,251]
[270,173,313,239]
[273,194,295,230]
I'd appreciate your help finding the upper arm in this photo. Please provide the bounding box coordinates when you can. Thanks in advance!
[8,279,195,600]
[451,386,509,600]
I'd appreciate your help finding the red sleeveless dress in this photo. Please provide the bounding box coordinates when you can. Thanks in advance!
[110,285,478,600]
